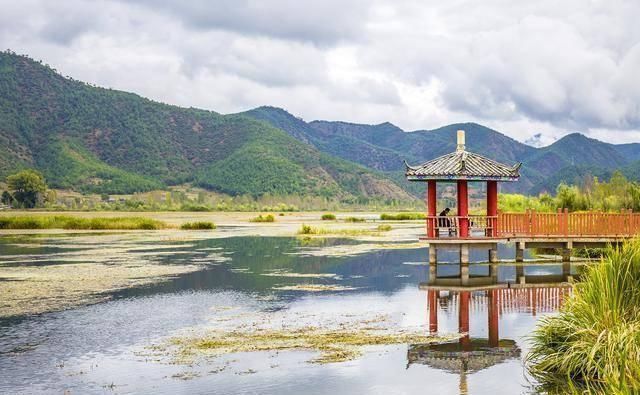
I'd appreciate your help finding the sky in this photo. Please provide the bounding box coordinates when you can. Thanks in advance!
[1,0,640,146]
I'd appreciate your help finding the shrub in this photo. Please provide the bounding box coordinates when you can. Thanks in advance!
[380,213,425,220]
[377,224,392,232]
[250,214,275,223]
[299,224,313,234]
[321,213,336,221]
[344,216,365,223]
[527,239,640,393]
[180,221,216,230]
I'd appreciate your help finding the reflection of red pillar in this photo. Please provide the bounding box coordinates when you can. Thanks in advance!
[488,289,499,347]
[457,180,469,237]
[459,291,470,349]
[427,180,437,237]
[428,289,438,334]
[487,181,498,237]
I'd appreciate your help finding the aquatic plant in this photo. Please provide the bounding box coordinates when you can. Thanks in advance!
[377,224,392,232]
[249,214,275,223]
[0,215,166,230]
[379,213,425,220]
[527,239,640,393]
[321,213,336,220]
[297,225,381,236]
[344,216,366,223]
[180,221,216,230]
[170,327,446,364]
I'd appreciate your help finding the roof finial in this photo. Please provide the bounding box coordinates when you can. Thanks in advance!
[457,130,466,151]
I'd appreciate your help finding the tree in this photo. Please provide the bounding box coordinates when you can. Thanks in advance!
[6,169,47,208]
[1,191,13,206]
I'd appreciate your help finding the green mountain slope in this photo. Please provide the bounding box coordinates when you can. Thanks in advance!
[245,107,640,195]
[0,51,412,200]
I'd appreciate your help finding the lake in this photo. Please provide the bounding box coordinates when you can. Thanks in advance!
[0,232,579,394]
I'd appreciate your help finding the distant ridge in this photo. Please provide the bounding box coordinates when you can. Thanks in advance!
[2,50,640,197]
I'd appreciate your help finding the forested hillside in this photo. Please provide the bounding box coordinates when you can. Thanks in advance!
[245,107,640,194]
[0,51,412,200]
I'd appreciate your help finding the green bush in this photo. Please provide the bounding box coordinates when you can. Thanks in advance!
[250,214,275,223]
[527,240,640,393]
[344,216,365,223]
[321,213,336,220]
[377,224,392,232]
[299,224,313,234]
[380,213,425,220]
[180,221,216,230]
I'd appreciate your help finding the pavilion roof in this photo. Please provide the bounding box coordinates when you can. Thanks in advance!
[405,149,521,182]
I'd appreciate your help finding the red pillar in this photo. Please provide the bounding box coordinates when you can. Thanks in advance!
[428,289,438,334]
[427,180,437,238]
[459,291,471,349]
[457,180,469,238]
[487,180,498,237]
[488,289,499,347]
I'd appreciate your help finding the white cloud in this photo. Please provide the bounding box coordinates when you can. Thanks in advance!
[1,0,639,144]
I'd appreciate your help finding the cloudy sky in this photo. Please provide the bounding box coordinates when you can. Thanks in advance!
[2,0,640,145]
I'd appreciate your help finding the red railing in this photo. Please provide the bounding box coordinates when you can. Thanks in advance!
[425,209,640,238]
[426,215,498,238]
[498,209,640,237]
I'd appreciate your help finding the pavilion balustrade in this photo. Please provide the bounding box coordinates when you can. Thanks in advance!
[426,215,498,238]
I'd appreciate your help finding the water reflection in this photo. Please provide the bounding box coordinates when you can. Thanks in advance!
[410,262,576,394]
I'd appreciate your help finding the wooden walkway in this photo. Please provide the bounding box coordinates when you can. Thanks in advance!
[423,210,638,264]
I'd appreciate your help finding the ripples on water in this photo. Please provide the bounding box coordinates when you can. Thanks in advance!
[0,235,580,394]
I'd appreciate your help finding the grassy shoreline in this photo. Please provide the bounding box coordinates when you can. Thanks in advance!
[527,239,640,393]
[0,215,168,230]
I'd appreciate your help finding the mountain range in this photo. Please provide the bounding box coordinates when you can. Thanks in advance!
[1,51,639,200]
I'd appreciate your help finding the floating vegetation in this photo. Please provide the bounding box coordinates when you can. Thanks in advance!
[0,215,167,230]
[297,225,378,237]
[527,240,640,393]
[377,224,392,232]
[321,213,336,221]
[180,221,216,230]
[260,271,339,279]
[344,216,366,223]
[272,284,358,292]
[168,327,445,364]
[379,213,425,221]
[0,262,203,317]
[249,214,275,223]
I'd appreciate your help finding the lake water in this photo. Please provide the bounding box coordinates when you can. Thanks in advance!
[0,233,579,394]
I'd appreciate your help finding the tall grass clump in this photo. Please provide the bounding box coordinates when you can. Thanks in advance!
[250,214,275,223]
[180,221,216,230]
[380,213,425,221]
[527,239,640,393]
[0,215,166,230]
[321,213,336,221]
[344,216,365,223]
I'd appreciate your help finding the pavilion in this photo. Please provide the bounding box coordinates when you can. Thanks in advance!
[405,130,521,239]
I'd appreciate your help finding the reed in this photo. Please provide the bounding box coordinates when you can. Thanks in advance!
[527,239,640,393]
[0,215,166,230]
[379,213,425,220]
[180,221,216,230]
[249,214,275,223]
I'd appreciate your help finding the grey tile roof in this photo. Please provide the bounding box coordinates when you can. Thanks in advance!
[405,149,521,181]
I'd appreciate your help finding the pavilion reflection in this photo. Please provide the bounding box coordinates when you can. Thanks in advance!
[408,262,576,394]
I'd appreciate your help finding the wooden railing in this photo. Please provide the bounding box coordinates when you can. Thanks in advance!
[426,215,498,237]
[425,210,640,238]
[498,209,640,237]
